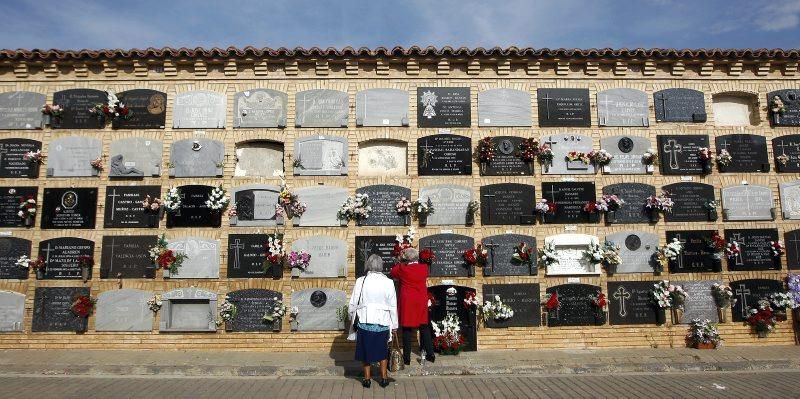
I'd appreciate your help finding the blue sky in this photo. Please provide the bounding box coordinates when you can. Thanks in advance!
[1,0,799,50]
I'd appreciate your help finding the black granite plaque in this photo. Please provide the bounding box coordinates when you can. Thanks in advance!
[665,230,715,273]
[545,284,605,327]
[417,134,472,176]
[226,289,283,332]
[540,182,598,224]
[227,234,270,278]
[481,234,537,277]
[419,234,474,277]
[482,283,540,327]
[416,87,471,128]
[768,89,800,127]
[103,185,162,228]
[607,281,662,325]
[99,235,157,279]
[479,136,533,176]
[41,188,97,229]
[0,187,37,227]
[114,89,167,129]
[480,183,536,225]
[654,88,706,123]
[38,237,94,280]
[730,279,785,322]
[52,89,107,129]
[355,185,411,226]
[715,134,769,173]
[657,135,710,175]
[786,229,800,271]
[166,185,221,228]
[772,135,800,173]
[724,229,780,271]
[537,88,591,127]
[0,237,31,279]
[663,182,716,222]
[31,287,90,332]
[602,183,654,224]
[428,285,477,351]
[355,236,396,277]
[0,138,41,178]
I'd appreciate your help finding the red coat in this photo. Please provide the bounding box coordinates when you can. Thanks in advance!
[390,262,429,327]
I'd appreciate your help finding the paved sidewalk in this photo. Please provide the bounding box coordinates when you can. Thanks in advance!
[0,346,798,377]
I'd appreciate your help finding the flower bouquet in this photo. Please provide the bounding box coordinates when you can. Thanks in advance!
[538,144,554,171]
[653,238,683,274]
[25,256,46,279]
[770,95,786,125]
[545,292,560,312]
[512,242,533,265]
[337,193,372,225]
[287,250,310,279]
[535,199,556,223]
[599,241,622,275]
[218,297,238,327]
[476,137,495,168]
[481,295,514,323]
[205,185,230,212]
[89,91,131,125]
[518,138,540,163]
[711,283,736,322]
[463,244,488,276]
[432,314,465,355]
[392,227,416,259]
[642,148,657,171]
[725,240,741,261]
[396,196,413,224]
[587,149,613,167]
[77,255,93,282]
[583,242,604,272]
[686,319,721,349]
[463,291,479,309]
[769,292,794,322]
[698,147,714,173]
[566,151,590,165]
[262,235,286,277]
[263,297,287,331]
[644,191,673,221]
[23,150,45,165]
[777,153,790,168]
[746,299,776,338]
[149,234,188,276]
[90,156,104,173]
[590,291,608,324]
[538,241,559,269]
[17,195,36,226]
[41,104,63,126]
[412,198,434,226]
[71,295,96,319]
[770,241,785,257]
[419,248,436,265]
[147,295,162,313]
[163,187,182,214]
[595,194,625,223]
[141,195,163,227]
[716,149,733,168]
[289,306,300,331]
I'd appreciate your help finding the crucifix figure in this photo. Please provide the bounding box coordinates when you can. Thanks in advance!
[663,139,683,170]
[598,95,614,125]
[420,139,434,168]
[730,233,746,266]
[657,93,668,119]
[736,284,751,318]
[613,286,631,317]
[229,239,245,269]
[674,234,687,270]
[483,240,500,273]
[541,92,554,120]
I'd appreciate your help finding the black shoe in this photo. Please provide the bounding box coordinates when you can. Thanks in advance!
[425,355,436,363]
[403,358,411,366]
[362,378,371,388]
[379,378,390,388]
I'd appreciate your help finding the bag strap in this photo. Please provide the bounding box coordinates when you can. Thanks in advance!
[392,330,401,349]
[356,274,367,323]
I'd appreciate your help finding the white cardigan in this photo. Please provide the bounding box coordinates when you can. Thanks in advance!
[347,272,398,341]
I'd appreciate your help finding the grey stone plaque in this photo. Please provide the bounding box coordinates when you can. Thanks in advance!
[46,136,102,177]
[0,91,45,129]
[780,180,800,220]
[600,135,651,175]
[234,141,284,177]
[293,135,348,176]
[356,88,409,127]
[165,237,220,279]
[597,88,649,127]
[721,184,774,221]
[674,280,721,323]
[159,287,217,332]
[357,140,407,177]
[0,291,24,331]
[169,138,224,177]
[540,134,595,175]
[602,183,655,224]
[293,186,348,227]
[0,237,31,279]
[172,90,226,129]
[108,137,162,177]
[291,288,346,331]
[418,184,473,226]
[605,231,659,273]
[95,288,154,332]
[291,236,347,278]
[231,184,281,226]
[481,234,537,276]
[355,184,411,226]
[233,89,288,128]
[654,88,707,123]
[478,88,531,127]
[295,89,348,128]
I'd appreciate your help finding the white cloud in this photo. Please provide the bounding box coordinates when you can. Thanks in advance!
[754,1,800,31]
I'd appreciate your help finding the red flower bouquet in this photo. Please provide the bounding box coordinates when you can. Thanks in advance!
[71,295,96,318]
[591,292,607,309]
[512,242,533,264]
[517,138,540,162]
[463,291,479,309]
[583,201,598,214]
[477,137,495,163]
[149,235,187,274]
[545,292,560,311]
[420,248,436,265]
[463,244,488,266]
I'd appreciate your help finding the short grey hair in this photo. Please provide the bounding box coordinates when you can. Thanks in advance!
[365,254,384,273]
[401,248,419,262]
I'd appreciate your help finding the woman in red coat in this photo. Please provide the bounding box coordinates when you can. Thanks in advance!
[390,247,435,365]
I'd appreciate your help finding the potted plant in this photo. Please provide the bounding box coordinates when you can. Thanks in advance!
[17,195,36,227]
[711,283,736,323]
[218,297,237,330]
[462,245,487,278]
[686,319,721,349]
[698,147,714,174]
[466,200,479,226]
[746,299,777,338]
[535,199,556,224]
[77,255,93,283]
[590,292,607,325]
[149,234,188,278]
[287,249,310,279]
[205,185,230,227]
[336,304,349,331]
[641,148,657,173]
[262,297,287,332]
[412,198,434,227]
[706,232,726,272]
[395,196,412,226]
[141,195,163,227]
[264,236,286,279]
[432,314,465,355]
[476,137,495,174]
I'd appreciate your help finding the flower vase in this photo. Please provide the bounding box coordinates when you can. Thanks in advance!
[81,266,89,282]
[418,214,427,227]
[605,211,615,224]
[711,258,722,273]
[35,268,44,280]
[694,342,715,350]
[165,213,174,228]
[466,213,475,226]
[467,264,475,278]
[337,320,346,331]
[757,329,768,339]
[655,309,666,325]
[403,215,410,226]
[291,268,301,279]
[147,213,158,228]
[702,161,712,174]
[708,210,718,221]
[272,318,282,332]
[275,215,285,225]
[271,263,283,280]
[671,308,684,325]
[646,164,655,173]
[605,264,617,276]
[340,219,348,227]
[648,210,660,223]
[717,307,728,323]
[212,211,222,228]
[229,215,238,226]
[290,320,299,331]
[594,310,606,326]
[24,216,33,227]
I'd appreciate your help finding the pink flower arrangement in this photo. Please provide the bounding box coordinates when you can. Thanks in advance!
[288,250,311,270]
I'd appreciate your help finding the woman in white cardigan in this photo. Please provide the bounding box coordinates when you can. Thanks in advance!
[348,254,398,388]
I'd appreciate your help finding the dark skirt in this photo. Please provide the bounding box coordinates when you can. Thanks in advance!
[354,327,390,363]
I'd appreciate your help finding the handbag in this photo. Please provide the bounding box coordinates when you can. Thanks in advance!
[388,331,403,372]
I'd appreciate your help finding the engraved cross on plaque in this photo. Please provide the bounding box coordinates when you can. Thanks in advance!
[107,189,121,221]
[777,140,791,156]
[482,193,496,224]
[736,284,751,318]
[788,234,800,264]
[42,243,55,265]
[657,93,668,119]
[297,94,313,125]
[613,286,632,317]
[541,93,554,120]
[105,237,122,276]
[229,239,245,269]
[598,95,614,125]
[730,233,746,266]
[674,234,687,270]
[718,140,732,153]
[663,139,683,170]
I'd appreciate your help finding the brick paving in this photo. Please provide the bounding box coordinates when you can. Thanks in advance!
[0,371,797,399]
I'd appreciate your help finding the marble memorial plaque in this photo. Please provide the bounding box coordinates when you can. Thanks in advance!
[357,140,407,176]
[607,281,661,325]
[663,182,716,222]
[108,137,162,177]
[295,89,348,128]
[46,136,102,177]
[291,288,346,331]
[654,88,706,123]
[605,231,659,274]
[0,291,24,331]
[420,234,474,277]
[417,134,472,176]
[780,180,800,220]
[537,88,591,127]
[0,187,37,228]
[657,134,709,175]
[103,185,162,228]
[724,229,780,271]
[226,234,272,278]
[172,90,226,129]
[231,184,281,227]
[31,287,89,332]
[159,287,217,332]
[477,88,531,127]
[0,91,45,129]
[169,138,224,177]
[674,280,721,324]
[226,289,283,332]
[600,135,651,175]
[540,182,598,224]
[164,237,220,279]
[602,183,654,224]
[730,279,784,322]
[544,234,601,276]
[52,89,106,129]
[291,236,347,278]
[481,234,537,276]
[721,184,774,221]
[355,184,411,226]
[293,135,348,176]
[0,237,31,279]
[233,89,287,128]
[0,138,41,178]
[233,141,284,177]
[713,94,756,126]
[715,134,769,173]
[480,136,534,176]
[355,236,396,277]
[356,88,409,127]
[480,183,536,225]
[115,89,167,129]
[481,284,540,327]
[665,230,715,273]
[38,237,94,280]
[95,288,154,331]
[545,284,605,326]
[597,88,649,127]
[773,134,800,173]
[786,229,800,270]
[41,187,97,229]
[166,185,220,228]
[99,235,157,279]
[767,89,800,127]
[428,285,477,351]
[416,87,471,128]
[540,134,594,175]
[293,186,348,227]
[417,184,473,226]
